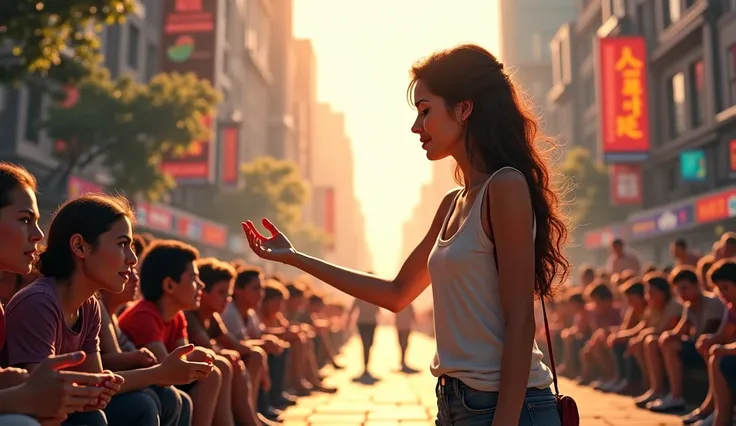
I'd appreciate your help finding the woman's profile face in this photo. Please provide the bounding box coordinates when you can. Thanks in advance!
[79,217,137,294]
[411,80,466,161]
[0,186,44,274]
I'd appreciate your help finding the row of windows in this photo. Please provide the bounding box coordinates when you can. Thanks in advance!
[665,43,736,143]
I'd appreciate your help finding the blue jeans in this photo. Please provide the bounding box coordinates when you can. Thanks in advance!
[435,375,561,425]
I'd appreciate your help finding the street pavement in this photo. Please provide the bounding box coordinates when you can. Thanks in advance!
[280,326,682,425]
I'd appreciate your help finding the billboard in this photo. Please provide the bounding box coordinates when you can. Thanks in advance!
[220,125,240,187]
[159,0,219,184]
[680,149,706,182]
[598,36,650,163]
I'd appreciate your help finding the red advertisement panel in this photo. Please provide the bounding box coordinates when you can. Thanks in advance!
[598,37,650,163]
[221,126,240,186]
[202,223,228,248]
[159,0,218,184]
[609,164,643,205]
[160,115,213,181]
[695,189,736,224]
[67,176,103,199]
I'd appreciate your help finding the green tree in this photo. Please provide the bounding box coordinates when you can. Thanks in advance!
[559,146,635,230]
[0,0,135,83]
[212,156,331,257]
[42,67,220,200]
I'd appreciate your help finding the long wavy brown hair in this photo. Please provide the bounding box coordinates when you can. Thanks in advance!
[408,44,569,298]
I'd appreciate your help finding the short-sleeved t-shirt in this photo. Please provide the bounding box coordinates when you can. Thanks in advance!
[247,309,263,339]
[3,277,101,367]
[118,299,187,353]
[591,306,622,329]
[184,311,227,341]
[221,303,248,341]
[683,292,725,336]
[645,298,683,333]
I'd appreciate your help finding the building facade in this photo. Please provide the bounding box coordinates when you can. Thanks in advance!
[241,0,273,162]
[498,0,577,134]
[0,0,247,258]
[551,0,736,266]
[310,103,372,272]
[267,0,298,163]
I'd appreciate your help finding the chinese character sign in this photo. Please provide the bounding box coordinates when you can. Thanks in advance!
[598,37,650,163]
[610,164,642,205]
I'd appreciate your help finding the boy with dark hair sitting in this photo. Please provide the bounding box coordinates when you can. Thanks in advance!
[221,267,294,419]
[185,258,266,426]
[641,266,725,412]
[118,240,232,426]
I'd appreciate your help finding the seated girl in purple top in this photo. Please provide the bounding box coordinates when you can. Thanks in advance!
[0,163,112,425]
[4,194,143,426]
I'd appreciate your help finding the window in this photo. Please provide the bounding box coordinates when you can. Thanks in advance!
[665,166,678,192]
[668,72,687,137]
[127,25,140,69]
[667,0,682,25]
[531,32,543,62]
[24,86,43,143]
[145,43,157,81]
[104,25,121,77]
[690,60,705,127]
[729,45,736,106]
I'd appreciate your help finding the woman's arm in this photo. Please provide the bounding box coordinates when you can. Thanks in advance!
[485,171,537,426]
[285,189,459,312]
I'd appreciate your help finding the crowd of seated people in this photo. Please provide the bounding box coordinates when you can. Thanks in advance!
[542,235,736,426]
[0,162,348,426]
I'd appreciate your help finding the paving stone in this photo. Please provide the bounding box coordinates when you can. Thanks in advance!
[279,326,684,425]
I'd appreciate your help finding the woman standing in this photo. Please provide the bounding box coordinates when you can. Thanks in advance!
[243,44,568,426]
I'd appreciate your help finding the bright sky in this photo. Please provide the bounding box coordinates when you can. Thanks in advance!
[293,0,500,277]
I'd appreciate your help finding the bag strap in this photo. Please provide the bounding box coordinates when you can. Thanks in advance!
[483,182,561,398]
[539,296,561,398]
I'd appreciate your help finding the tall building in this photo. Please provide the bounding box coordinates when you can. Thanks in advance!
[311,103,371,272]
[292,39,317,182]
[498,0,576,134]
[267,0,298,163]
[550,0,736,266]
[241,0,273,162]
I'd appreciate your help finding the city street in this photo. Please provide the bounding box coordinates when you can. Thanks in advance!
[281,326,682,425]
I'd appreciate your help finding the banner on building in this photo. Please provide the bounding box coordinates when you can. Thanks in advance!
[694,188,736,224]
[598,36,650,163]
[67,176,104,199]
[219,124,240,187]
[609,164,642,205]
[136,200,228,249]
[159,0,219,184]
[729,140,736,178]
[160,115,214,182]
[629,203,694,241]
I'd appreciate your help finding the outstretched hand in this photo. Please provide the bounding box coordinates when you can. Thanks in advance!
[242,218,297,263]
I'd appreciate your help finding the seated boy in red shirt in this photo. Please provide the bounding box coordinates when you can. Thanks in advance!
[118,240,234,426]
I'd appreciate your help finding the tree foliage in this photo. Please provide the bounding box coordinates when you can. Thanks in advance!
[0,0,135,84]
[212,157,331,257]
[559,146,634,230]
[42,68,220,200]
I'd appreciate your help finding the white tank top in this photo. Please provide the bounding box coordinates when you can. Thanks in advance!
[427,167,553,392]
